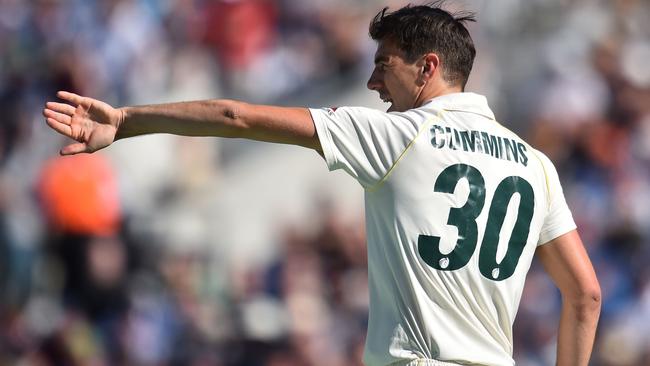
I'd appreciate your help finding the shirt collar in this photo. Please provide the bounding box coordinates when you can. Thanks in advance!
[421,92,495,120]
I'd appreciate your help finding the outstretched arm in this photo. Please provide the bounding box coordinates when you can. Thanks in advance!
[536,230,601,366]
[43,91,321,155]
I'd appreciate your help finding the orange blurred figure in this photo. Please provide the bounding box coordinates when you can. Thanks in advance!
[38,154,120,236]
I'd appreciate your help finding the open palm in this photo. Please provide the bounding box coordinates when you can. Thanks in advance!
[44,91,123,155]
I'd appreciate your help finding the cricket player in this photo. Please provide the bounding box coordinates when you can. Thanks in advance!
[43,4,601,366]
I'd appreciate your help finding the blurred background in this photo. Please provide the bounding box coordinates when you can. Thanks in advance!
[1,0,649,365]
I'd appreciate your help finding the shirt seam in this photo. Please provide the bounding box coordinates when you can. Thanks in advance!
[530,150,552,211]
[366,109,445,193]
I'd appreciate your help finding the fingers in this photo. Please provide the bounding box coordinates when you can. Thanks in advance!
[45,117,73,138]
[60,142,88,156]
[43,108,72,125]
[57,91,85,105]
[46,101,76,115]
[46,92,92,155]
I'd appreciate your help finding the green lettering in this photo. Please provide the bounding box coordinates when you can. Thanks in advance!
[453,129,461,151]
[504,139,518,162]
[446,127,457,150]
[418,165,536,282]
[496,137,504,159]
[481,132,500,158]
[472,131,481,152]
[418,164,486,271]
[517,143,528,166]
[460,130,479,153]
[430,125,446,148]
[479,176,534,281]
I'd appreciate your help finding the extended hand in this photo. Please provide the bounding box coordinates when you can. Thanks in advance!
[44,91,124,155]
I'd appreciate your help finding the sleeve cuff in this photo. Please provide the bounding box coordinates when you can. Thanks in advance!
[538,223,578,246]
[309,108,338,171]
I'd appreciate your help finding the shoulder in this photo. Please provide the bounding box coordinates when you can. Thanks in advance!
[526,147,563,186]
[310,105,435,134]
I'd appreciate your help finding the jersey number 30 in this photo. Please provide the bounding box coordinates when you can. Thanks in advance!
[418,163,534,281]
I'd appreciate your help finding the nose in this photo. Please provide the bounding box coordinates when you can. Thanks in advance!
[367,68,381,91]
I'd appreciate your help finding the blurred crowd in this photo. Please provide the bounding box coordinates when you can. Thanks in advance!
[1,0,649,365]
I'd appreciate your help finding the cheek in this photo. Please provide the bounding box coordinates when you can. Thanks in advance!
[388,75,416,98]
[385,74,405,90]
[393,68,418,86]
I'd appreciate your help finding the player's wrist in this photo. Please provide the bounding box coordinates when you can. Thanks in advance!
[115,107,129,140]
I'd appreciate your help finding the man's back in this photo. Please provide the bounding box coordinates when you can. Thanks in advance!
[311,92,576,365]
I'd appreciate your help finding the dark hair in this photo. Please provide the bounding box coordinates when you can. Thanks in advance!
[369,1,476,89]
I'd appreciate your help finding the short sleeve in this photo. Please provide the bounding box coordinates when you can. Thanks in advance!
[309,106,420,188]
[537,154,577,245]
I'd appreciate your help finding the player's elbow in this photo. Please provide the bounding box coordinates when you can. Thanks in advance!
[578,286,601,312]
[565,283,602,320]
[208,99,249,137]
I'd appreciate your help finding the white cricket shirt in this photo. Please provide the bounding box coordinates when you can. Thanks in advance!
[309,93,576,366]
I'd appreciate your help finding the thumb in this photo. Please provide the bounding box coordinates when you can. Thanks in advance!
[60,142,89,155]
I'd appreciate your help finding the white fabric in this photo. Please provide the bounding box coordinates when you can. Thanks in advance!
[402,359,464,366]
[309,93,576,366]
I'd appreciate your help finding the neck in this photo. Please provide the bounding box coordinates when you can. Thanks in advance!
[414,82,463,108]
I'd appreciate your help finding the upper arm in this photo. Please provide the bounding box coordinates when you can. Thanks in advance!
[536,230,600,302]
[235,102,322,152]
[307,106,421,187]
[536,151,577,245]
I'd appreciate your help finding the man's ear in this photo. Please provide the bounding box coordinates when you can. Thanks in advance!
[422,53,440,80]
